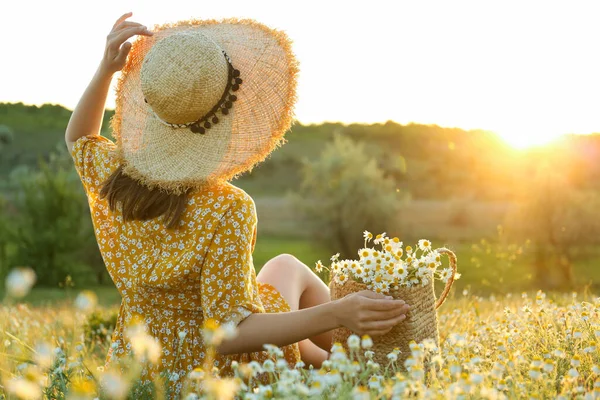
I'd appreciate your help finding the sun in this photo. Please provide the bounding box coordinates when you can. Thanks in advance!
[495,129,565,150]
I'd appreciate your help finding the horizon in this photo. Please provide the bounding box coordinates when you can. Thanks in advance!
[5,100,600,141]
[2,0,600,148]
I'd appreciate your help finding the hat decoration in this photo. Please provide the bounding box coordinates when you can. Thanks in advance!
[145,49,243,135]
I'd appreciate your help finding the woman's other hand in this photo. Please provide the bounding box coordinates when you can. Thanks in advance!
[100,12,153,76]
[334,290,410,337]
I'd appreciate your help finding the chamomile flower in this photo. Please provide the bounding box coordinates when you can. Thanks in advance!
[331,262,342,275]
[418,239,432,252]
[315,260,325,273]
[336,273,349,285]
[439,268,454,283]
[363,231,373,242]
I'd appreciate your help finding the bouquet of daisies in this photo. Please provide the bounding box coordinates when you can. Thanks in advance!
[322,232,459,367]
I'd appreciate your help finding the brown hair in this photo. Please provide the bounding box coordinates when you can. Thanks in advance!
[100,166,190,230]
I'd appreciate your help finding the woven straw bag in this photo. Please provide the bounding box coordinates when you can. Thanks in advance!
[329,248,457,367]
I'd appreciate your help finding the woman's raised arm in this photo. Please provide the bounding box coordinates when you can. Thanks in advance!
[65,12,152,152]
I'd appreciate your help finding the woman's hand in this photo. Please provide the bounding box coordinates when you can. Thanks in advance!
[99,12,153,76]
[65,12,153,150]
[334,290,410,337]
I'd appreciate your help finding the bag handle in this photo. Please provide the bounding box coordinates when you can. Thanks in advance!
[435,248,458,309]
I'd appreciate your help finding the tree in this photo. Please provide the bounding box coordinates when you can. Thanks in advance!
[0,124,14,151]
[293,133,403,259]
[507,162,600,289]
[5,150,105,286]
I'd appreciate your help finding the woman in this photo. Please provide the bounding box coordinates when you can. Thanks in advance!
[66,12,410,396]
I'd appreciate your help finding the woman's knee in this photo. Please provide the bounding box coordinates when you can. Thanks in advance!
[259,253,314,284]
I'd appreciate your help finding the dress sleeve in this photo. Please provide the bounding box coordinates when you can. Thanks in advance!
[70,135,117,196]
[200,195,266,327]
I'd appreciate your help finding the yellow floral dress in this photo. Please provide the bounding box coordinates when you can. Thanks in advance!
[71,135,301,396]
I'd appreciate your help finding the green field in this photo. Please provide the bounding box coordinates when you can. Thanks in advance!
[7,235,600,309]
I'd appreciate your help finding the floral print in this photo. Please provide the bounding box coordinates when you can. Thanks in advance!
[70,135,300,397]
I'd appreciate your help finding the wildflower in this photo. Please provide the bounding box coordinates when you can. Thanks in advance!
[6,377,42,400]
[247,361,263,376]
[201,319,238,346]
[439,268,453,283]
[258,384,274,397]
[331,253,340,262]
[361,335,373,349]
[390,237,403,252]
[74,290,98,313]
[554,349,566,358]
[336,273,349,285]
[128,327,161,363]
[363,231,373,242]
[262,359,275,373]
[368,375,383,390]
[6,267,36,298]
[347,334,360,350]
[204,377,239,400]
[374,233,387,245]
[34,342,54,369]
[308,381,323,396]
[188,368,205,380]
[529,367,543,380]
[470,373,484,384]
[352,385,370,400]
[100,371,129,399]
[418,239,432,252]
[315,260,324,273]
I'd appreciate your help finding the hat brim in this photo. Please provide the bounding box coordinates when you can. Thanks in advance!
[110,18,300,194]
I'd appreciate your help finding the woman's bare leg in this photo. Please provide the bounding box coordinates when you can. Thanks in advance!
[256,254,333,367]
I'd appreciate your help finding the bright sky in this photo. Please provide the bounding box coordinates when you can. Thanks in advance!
[2,0,600,148]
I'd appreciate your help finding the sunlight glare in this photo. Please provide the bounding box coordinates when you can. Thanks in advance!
[496,129,565,149]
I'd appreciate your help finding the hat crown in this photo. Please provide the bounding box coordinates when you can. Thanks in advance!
[140,32,228,125]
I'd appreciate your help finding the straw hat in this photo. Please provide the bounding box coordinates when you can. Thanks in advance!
[110,18,300,194]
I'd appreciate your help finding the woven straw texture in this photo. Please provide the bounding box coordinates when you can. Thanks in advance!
[329,248,457,367]
[330,278,439,367]
[111,18,300,194]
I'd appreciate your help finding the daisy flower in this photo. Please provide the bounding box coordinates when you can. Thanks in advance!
[390,237,403,252]
[374,232,387,245]
[315,260,325,273]
[418,239,432,252]
[439,267,453,283]
[330,253,340,262]
[358,248,373,260]
[336,273,349,285]
[331,262,342,275]
[363,230,373,242]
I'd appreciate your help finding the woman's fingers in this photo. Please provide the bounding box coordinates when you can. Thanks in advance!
[363,297,406,312]
[112,12,133,29]
[112,21,145,33]
[114,41,133,66]
[108,25,152,51]
[362,304,410,321]
[363,313,407,336]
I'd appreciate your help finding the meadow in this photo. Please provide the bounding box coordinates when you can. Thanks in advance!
[2,103,600,398]
[1,288,599,399]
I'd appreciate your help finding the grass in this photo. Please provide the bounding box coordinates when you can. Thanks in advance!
[1,289,599,398]
[7,235,600,309]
